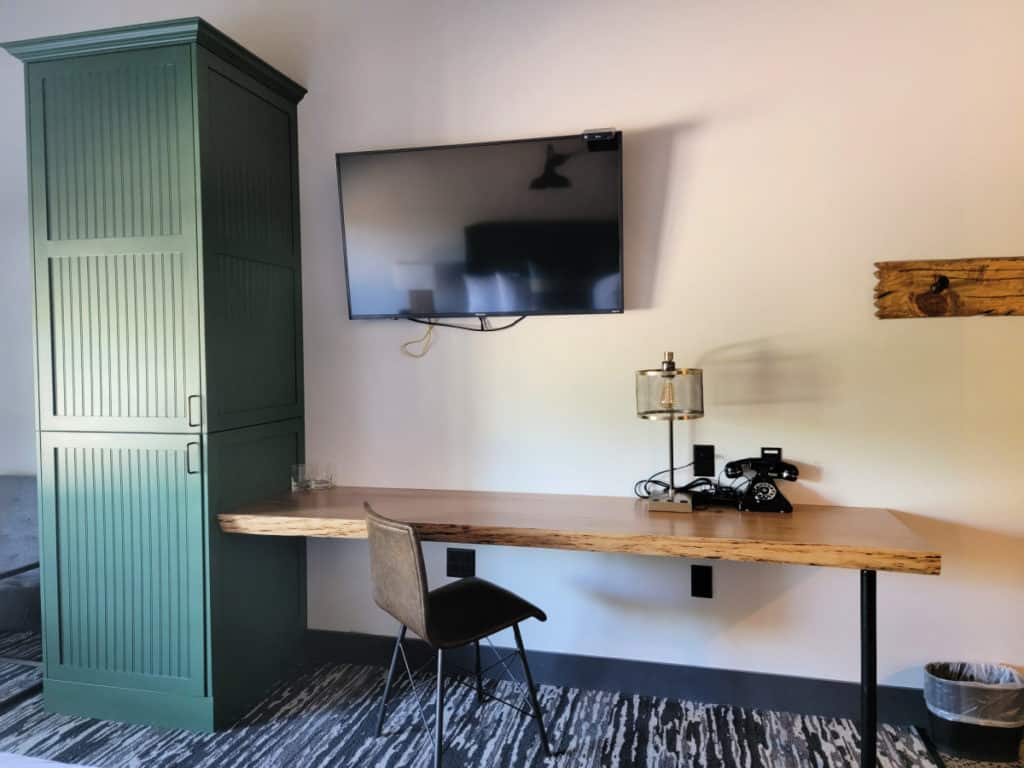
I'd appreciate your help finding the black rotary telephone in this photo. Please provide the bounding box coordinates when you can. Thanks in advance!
[723,447,799,513]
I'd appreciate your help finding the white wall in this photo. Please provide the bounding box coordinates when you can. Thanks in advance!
[1,0,1022,689]
[0,21,35,473]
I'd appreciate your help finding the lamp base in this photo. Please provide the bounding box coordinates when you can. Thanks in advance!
[645,494,693,513]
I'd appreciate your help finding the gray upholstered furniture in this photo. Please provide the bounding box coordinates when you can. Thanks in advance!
[0,476,39,633]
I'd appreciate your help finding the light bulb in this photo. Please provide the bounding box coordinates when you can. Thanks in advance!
[659,379,675,409]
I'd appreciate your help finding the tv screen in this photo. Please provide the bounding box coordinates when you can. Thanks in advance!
[336,133,623,319]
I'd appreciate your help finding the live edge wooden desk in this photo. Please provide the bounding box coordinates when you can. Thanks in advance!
[219,486,941,768]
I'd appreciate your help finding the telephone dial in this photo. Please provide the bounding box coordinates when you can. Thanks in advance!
[723,447,799,513]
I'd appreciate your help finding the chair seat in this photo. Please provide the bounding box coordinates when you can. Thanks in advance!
[427,577,546,649]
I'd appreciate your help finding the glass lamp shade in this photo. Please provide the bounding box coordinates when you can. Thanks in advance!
[636,362,703,420]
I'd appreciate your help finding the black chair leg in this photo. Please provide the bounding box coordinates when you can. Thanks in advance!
[435,648,445,768]
[376,625,407,736]
[512,623,552,756]
[474,640,484,703]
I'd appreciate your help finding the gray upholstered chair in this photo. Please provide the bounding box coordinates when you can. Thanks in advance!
[365,503,551,767]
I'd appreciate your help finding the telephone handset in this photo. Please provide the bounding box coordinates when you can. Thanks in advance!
[723,447,799,513]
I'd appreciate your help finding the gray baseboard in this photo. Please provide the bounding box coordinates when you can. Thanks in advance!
[305,629,927,727]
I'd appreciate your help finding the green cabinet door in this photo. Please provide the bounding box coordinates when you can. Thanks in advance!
[38,431,207,698]
[26,45,204,433]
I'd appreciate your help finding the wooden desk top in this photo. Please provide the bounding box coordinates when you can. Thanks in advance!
[219,486,941,575]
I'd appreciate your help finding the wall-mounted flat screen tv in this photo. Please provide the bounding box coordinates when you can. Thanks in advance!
[336,132,623,319]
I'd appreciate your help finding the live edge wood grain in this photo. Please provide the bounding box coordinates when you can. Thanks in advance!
[874,257,1024,318]
[218,486,941,576]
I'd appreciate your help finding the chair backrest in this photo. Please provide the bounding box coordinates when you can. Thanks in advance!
[364,502,430,640]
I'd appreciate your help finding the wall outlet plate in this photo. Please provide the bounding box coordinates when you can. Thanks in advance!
[694,444,715,477]
[446,547,476,578]
[691,564,713,598]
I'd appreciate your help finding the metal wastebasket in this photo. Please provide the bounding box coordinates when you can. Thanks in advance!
[924,662,1024,763]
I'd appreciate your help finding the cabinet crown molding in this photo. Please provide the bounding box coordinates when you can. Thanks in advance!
[2,17,306,102]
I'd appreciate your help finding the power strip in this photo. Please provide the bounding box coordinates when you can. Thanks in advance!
[689,485,742,510]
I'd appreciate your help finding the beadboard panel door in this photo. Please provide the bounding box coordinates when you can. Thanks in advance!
[27,45,204,433]
[38,431,207,697]
[197,48,303,432]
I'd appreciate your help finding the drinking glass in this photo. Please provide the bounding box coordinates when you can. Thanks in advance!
[291,463,311,492]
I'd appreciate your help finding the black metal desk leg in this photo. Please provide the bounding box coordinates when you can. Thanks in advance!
[861,569,877,768]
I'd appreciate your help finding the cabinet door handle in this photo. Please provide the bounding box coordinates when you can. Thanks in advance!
[186,442,201,475]
[187,395,202,427]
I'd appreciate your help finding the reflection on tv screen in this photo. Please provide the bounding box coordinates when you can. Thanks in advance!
[337,134,623,318]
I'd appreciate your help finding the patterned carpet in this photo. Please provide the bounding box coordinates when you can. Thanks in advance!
[0,663,40,706]
[0,650,942,768]
[0,631,42,706]
[0,633,40,660]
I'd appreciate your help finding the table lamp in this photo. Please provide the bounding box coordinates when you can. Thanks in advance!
[636,352,704,511]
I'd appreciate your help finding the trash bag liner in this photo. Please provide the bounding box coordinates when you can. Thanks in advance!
[924,662,1024,728]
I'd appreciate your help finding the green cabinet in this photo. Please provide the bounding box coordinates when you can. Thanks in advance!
[4,18,307,731]
[26,45,203,434]
[38,432,207,697]
[12,20,305,435]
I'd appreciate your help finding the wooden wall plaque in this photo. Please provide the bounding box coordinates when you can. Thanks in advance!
[874,257,1024,318]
